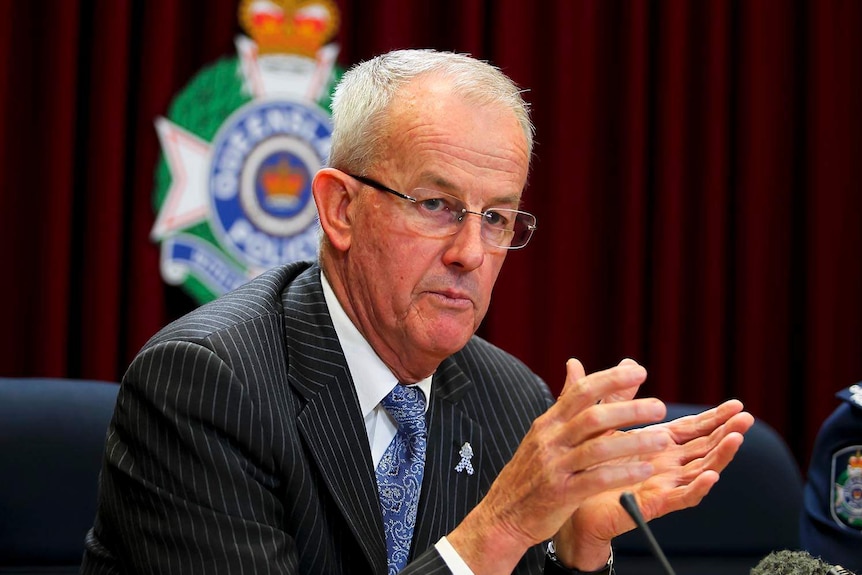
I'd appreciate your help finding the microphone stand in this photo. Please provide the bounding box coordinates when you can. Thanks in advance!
[619,492,677,575]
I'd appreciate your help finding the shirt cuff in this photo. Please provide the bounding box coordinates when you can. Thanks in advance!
[434,536,476,575]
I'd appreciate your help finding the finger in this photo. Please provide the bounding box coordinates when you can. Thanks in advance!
[640,469,722,522]
[558,358,586,398]
[663,429,746,489]
[572,399,668,444]
[556,362,648,418]
[536,398,668,460]
[672,411,754,466]
[601,358,645,403]
[562,426,672,472]
[687,430,746,478]
[667,437,742,510]
[722,409,756,436]
[529,397,667,467]
[660,400,750,444]
[562,459,657,505]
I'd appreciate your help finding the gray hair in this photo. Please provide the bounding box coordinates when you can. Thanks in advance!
[327,49,534,173]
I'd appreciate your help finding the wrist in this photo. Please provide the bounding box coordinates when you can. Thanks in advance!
[548,528,612,572]
[546,541,614,575]
[446,506,530,574]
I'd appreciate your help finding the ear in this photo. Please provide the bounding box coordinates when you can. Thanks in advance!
[312,168,356,252]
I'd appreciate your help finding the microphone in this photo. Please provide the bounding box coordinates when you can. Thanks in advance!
[750,550,857,575]
[619,492,676,575]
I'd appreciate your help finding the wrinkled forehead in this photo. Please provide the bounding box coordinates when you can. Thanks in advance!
[381,79,530,194]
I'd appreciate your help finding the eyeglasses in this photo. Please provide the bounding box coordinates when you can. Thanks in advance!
[347,174,537,250]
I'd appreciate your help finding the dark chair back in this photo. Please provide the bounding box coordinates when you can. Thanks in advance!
[0,378,119,574]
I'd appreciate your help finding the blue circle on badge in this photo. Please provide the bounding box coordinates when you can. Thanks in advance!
[208,98,332,268]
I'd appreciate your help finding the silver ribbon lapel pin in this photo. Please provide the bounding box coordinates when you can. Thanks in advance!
[454,442,474,475]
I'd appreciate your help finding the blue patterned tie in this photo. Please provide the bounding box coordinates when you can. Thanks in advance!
[376,385,428,574]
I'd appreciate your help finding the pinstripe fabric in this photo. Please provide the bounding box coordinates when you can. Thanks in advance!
[81,261,553,574]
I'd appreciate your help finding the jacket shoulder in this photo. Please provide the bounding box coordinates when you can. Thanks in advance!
[837,383,862,413]
[143,260,317,349]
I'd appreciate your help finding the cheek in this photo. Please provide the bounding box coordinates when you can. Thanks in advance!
[356,228,434,305]
[366,227,418,273]
[382,241,436,292]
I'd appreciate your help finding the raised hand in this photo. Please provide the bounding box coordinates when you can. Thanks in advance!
[554,398,754,566]
[449,358,675,573]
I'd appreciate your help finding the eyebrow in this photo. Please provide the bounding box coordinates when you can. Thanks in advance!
[417,172,523,208]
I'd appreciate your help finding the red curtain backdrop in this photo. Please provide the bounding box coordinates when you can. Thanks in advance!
[2,0,861,469]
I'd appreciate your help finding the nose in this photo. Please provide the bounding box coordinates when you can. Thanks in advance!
[442,212,487,270]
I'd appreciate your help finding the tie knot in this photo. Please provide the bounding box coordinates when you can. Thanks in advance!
[381,385,426,436]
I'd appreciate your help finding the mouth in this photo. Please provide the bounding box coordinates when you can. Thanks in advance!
[426,289,474,309]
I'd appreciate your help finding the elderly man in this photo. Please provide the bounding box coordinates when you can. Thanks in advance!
[82,49,753,575]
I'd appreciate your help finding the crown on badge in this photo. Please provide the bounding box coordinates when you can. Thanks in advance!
[239,0,339,58]
[260,160,305,207]
[848,452,862,480]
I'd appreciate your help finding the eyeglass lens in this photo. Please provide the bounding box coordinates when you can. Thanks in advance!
[407,190,535,248]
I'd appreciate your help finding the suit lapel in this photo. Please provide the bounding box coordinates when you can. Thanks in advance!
[411,357,492,557]
[282,266,388,573]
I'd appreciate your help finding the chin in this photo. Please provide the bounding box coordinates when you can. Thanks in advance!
[422,326,475,356]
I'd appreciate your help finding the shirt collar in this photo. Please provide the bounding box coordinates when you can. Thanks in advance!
[320,270,432,417]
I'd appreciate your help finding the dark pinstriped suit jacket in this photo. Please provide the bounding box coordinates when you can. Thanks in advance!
[82,261,554,574]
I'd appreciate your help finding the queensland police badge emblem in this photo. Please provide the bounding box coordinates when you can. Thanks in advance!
[831,446,862,530]
[151,0,341,304]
